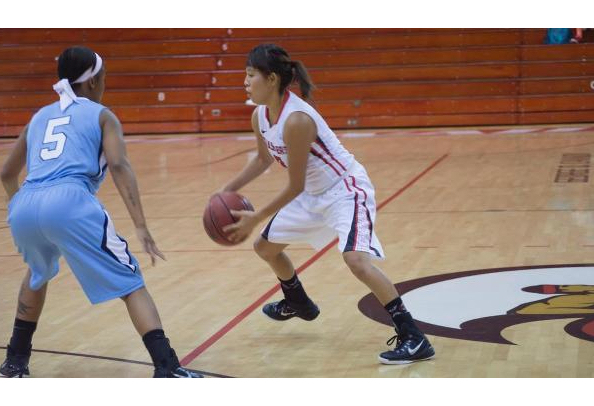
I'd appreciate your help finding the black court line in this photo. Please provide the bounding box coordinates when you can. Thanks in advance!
[0,345,232,378]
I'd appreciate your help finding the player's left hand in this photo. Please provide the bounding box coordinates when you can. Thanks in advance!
[136,226,166,266]
[223,210,261,243]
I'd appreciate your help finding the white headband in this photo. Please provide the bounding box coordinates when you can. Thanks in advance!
[53,53,103,112]
[73,53,103,84]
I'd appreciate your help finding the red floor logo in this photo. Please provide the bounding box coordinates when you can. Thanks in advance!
[358,264,594,344]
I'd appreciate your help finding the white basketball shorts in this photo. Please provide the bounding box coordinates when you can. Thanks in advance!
[261,161,385,259]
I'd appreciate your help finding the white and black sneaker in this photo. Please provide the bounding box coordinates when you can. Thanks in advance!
[262,299,320,321]
[154,365,203,378]
[0,345,30,378]
[152,348,203,378]
[378,334,435,365]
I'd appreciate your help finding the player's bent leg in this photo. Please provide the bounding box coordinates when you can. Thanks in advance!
[341,251,435,364]
[253,237,293,280]
[0,271,47,378]
[254,237,320,321]
[121,286,162,336]
[15,269,47,323]
[120,287,202,378]
[342,251,399,305]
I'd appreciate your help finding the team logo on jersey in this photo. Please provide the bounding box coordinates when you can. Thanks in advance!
[358,264,594,344]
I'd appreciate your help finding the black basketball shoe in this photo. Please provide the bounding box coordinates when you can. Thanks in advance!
[0,345,31,378]
[262,299,320,321]
[153,365,203,378]
[152,348,203,378]
[378,333,435,365]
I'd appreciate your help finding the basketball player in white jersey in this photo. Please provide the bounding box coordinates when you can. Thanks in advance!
[220,44,435,364]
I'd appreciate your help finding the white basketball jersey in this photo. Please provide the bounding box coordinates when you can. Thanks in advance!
[257,91,354,195]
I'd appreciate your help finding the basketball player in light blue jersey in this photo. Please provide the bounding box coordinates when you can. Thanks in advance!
[0,46,200,378]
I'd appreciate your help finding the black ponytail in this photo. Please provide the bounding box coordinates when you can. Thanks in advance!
[246,44,316,100]
[290,60,314,100]
[57,46,97,85]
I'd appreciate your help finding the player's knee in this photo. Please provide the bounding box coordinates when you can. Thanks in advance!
[253,238,276,262]
[343,252,371,280]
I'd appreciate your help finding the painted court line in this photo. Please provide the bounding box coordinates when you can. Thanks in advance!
[179,153,449,366]
[340,132,377,138]
[493,128,538,134]
[445,130,483,135]
[0,346,231,378]
[545,127,585,133]
[3,125,592,152]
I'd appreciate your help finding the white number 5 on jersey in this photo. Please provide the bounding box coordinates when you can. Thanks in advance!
[40,116,70,160]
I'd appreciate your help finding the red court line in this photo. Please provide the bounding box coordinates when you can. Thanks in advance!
[180,153,449,366]
[377,154,448,210]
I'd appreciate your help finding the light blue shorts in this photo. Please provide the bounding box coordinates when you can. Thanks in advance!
[7,181,144,304]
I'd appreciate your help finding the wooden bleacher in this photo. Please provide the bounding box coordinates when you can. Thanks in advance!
[0,28,592,137]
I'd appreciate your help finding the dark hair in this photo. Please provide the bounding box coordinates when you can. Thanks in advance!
[57,46,97,85]
[246,44,315,100]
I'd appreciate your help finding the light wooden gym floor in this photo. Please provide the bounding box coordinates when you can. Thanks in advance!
[1,123,593,377]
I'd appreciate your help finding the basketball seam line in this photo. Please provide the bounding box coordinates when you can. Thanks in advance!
[211,195,232,243]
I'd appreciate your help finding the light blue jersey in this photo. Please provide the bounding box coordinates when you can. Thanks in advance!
[24,98,107,194]
[8,98,144,304]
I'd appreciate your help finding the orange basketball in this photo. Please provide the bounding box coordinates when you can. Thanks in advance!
[203,192,254,246]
